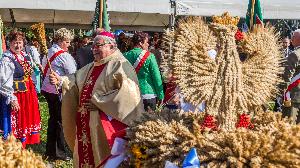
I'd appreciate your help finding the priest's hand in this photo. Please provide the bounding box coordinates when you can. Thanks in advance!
[49,71,61,85]
[83,101,98,111]
[11,100,20,111]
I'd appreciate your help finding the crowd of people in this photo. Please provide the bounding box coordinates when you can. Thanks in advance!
[0,26,300,167]
[0,28,167,163]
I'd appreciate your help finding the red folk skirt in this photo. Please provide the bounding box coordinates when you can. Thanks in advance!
[11,77,41,147]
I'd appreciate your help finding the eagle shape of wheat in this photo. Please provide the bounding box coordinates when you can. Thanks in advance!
[162,12,282,130]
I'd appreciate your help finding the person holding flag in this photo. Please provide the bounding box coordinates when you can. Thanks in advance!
[41,28,77,161]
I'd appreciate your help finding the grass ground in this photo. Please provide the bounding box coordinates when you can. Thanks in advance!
[26,95,73,168]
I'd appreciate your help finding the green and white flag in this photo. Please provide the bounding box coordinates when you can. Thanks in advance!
[93,0,111,31]
[245,0,263,30]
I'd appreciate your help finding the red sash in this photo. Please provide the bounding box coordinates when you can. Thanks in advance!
[133,50,151,73]
[43,50,65,77]
[284,78,300,101]
[77,63,127,167]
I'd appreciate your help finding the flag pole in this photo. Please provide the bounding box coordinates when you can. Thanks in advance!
[99,0,103,29]
[31,23,59,94]
[44,53,60,94]
[250,0,256,30]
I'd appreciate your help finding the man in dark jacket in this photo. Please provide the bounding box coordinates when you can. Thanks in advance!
[282,30,300,123]
[75,37,94,69]
[274,37,293,112]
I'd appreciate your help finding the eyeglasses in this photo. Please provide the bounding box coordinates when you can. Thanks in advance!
[93,43,110,48]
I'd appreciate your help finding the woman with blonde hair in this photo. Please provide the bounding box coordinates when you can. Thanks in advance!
[0,31,41,147]
[41,28,76,160]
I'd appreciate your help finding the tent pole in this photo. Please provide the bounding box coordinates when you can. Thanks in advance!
[167,0,176,67]
[9,9,16,28]
[169,0,176,30]
[53,10,56,43]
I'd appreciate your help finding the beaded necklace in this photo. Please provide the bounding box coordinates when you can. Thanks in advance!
[10,50,33,77]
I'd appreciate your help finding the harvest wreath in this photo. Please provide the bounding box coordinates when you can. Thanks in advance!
[126,12,300,168]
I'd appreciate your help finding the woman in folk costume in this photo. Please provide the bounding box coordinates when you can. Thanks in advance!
[0,31,41,147]
[49,31,144,167]
[124,32,164,111]
[41,28,76,161]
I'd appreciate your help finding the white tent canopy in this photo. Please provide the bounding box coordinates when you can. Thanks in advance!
[0,0,299,31]
[0,9,170,31]
[176,0,300,19]
[0,0,170,31]
[0,0,171,14]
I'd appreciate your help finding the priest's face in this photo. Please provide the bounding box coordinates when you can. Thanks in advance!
[92,37,113,60]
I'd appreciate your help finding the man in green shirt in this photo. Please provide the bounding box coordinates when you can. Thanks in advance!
[124,32,164,111]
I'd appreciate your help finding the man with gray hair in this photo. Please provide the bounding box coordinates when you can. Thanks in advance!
[49,31,144,167]
[283,29,300,123]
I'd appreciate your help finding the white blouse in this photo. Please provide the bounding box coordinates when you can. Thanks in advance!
[41,44,77,94]
[0,50,27,104]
